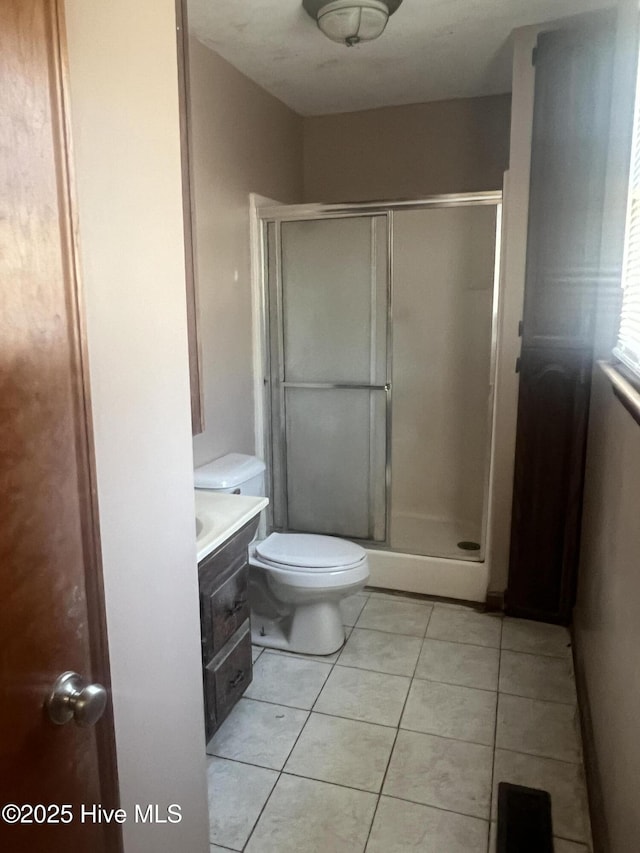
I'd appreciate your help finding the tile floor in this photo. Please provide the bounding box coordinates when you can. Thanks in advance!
[206,590,591,852]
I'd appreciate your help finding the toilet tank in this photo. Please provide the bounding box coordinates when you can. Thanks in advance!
[194,453,265,496]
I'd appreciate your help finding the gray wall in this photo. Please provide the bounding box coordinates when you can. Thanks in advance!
[575,370,640,853]
[574,2,640,850]
[189,41,305,468]
[303,94,512,203]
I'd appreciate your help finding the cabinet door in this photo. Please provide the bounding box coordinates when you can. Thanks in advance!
[199,517,258,663]
[203,627,252,740]
[508,349,591,622]
[210,566,249,657]
[213,629,252,726]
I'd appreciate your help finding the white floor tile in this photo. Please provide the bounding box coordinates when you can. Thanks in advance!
[251,645,263,663]
[492,749,591,844]
[356,597,433,637]
[314,664,411,727]
[366,796,489,852]
[401,679,497,746]
[499,650,576,704]
[383,730,493,819]
[501,617,571,658]
[338,627,422,676]
[496,694,581,763]
[207,603,593,853]
[245,773,377,853]
[206,698,308,770]
[489,822,589,853]
[415,638,499,691]
[207,757,277,851]
[285,712,396,792]
[341,593,369,627]
[245,651,332,709]
[426,607,502,648]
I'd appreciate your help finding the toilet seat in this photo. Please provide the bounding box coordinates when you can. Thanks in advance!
[256,532,366,571]
[250,533,369,590]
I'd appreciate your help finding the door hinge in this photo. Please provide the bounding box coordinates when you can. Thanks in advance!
[518,320,523,337]
[515,357,521,374]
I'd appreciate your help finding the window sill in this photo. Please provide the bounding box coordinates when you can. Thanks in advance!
[599,361,640,427]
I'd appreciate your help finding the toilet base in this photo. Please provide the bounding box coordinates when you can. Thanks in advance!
[251,600,347,656]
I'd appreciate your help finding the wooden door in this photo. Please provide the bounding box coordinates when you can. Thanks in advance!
[0,1,120,850]
[508,348,592,620]
[507,17,614,624]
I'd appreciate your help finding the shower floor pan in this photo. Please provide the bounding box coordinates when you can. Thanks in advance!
[390,513,483,561]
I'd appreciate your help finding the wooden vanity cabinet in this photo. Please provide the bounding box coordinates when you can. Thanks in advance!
[198,517,259,740]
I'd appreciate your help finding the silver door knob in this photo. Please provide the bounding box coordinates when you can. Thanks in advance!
[46,671,108,727]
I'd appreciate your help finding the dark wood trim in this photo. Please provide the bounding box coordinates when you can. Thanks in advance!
[507,348,593,626]
[571,628,609,853]
[175,0,204,435]
[51,3,122,848]
[484,590,505,613]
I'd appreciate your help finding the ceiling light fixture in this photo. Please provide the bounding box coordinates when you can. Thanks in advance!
[302,0,403,47]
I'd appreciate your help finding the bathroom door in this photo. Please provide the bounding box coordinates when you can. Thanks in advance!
[0,2,120,851]
[267,215,390,542]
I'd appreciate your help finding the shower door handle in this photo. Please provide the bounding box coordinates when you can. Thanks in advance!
[281,382,391,391]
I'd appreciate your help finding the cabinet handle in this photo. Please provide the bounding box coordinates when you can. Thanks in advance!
[225,599,246,618]
[229,670,245,688]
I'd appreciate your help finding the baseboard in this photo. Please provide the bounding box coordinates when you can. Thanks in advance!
[485,590,505,612]
[571,625,609,853]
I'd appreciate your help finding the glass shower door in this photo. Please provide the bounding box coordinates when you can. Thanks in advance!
[267,215,389,542]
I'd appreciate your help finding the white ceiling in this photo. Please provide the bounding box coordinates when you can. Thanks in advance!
[188,0,612,116]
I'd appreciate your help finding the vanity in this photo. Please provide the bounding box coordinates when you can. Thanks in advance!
[195,491,268,740]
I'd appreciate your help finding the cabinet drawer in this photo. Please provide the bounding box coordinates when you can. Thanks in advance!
[205,565,249,659]
[212,628,252,727]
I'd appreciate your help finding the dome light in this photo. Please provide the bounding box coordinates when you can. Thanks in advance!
[303,0,403,47]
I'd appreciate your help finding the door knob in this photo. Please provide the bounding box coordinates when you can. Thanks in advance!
[46,671,108,727]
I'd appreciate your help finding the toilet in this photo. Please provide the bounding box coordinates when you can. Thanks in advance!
[194,453,369,655]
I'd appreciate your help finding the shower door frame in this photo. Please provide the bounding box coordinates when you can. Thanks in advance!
[256,191,503,558]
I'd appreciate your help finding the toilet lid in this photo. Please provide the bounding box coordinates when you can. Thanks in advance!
[256,533,366,571]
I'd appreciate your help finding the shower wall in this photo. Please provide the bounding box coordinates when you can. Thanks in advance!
[391,206,498,559]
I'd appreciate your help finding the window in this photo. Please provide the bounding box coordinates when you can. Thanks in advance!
[614,44,640,381]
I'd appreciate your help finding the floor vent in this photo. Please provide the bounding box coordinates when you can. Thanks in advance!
[497,782,554,853]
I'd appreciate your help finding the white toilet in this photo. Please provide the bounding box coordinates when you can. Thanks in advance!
[194,453,369,655]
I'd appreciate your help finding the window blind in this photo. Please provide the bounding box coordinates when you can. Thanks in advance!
[614,45,640,379]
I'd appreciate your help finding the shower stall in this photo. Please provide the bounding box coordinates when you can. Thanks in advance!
[256,192,502,600]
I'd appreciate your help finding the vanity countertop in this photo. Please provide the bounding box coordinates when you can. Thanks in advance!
[195,490,268,563]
